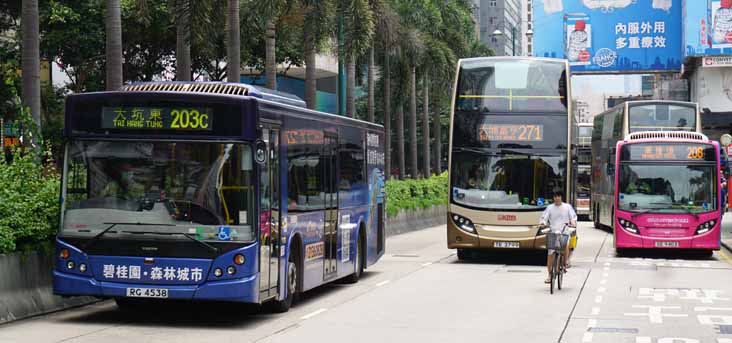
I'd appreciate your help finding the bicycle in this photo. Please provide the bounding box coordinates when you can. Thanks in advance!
[542,224,574,294]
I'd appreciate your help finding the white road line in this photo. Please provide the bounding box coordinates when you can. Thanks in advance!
[635,337,652,343]
[582,332,593,342]
[602,273,609,278]
[597,287,606,293]
[595,295,603,303]
[583,319,597,342]
[591,307,601,315]
[300,308,327,320]
[375,280,391,287]
[604,262,611,266]
[421,262,433,267]
[603,267,610,271]
[600,279,607,285]
[717,339,732,343]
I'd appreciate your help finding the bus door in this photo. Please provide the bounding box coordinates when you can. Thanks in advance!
[259,127,281,299]
[323,133,339,279]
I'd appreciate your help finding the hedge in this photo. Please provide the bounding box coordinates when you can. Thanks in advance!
[385,172,448,217]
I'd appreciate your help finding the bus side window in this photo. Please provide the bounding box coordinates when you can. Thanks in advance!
[66,158,89,206]
[613,109,623,138]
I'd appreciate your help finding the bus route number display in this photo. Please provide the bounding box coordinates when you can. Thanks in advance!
[101,106,213,131]
[478,124,543,142]
[627,144,714,161]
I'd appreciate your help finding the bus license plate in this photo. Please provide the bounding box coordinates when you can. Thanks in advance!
[126,288,169,298]
[655,241,679,248]
[494,241,520,248]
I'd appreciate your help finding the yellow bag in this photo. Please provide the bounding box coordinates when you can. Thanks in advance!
[570,234,578,249]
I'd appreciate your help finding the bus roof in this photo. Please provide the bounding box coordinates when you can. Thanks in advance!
[457,56,569,65]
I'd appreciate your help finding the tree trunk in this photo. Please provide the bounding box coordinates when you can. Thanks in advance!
[396,103,405,180]
[21,0,41,129]
[304,30,317,109]
[409,66,418,178]
[175,0,191,81]
[105,0,122,90]
[226,0,240,83]
[433,84,441,173]
[367,47,375,122]
[422,73,430,177]
[265,19,276,89]
[346,57,355,118]
[384,53,391,179]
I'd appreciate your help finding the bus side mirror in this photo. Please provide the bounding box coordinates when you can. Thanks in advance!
[254,140,267,164]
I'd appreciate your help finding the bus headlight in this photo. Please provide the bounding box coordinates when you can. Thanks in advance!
[451,213,475,233]
[696,219,717,235]
[618,218,639,234]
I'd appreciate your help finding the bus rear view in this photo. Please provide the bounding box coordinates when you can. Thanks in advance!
[615,133,721,255]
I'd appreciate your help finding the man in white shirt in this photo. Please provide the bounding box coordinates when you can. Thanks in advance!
[539,191,577,283]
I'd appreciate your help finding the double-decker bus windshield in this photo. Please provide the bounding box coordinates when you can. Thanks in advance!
[629,104,696,132]
[62,140,255,241]
[455,58,567,113]
[577,165,591,197]
[451,150,566,209]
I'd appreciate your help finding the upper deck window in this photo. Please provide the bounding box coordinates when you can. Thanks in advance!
[455,59,567,113]
[628,104,696,132]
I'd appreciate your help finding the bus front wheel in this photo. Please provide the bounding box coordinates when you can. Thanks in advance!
[457,249,472,261]
[267,252,298,313]
[344,232,364,283]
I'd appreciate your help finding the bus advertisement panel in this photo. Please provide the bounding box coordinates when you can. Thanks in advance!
[614,137,721,254]
[54,83,386,311]
[447,57,572,259]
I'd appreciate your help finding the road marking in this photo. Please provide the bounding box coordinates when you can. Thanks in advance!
[595,296,603,303]
[376,280,391,287]
[603,267,610,271]
[583,319,597,342]
[422,262,433,267]
[719,250,732,266]
[600,279,607,285]
[591,307,601,315]
[635,338,652,343]
[597,287,606,293]
[603,273,609,278]
[300,308,327,320]
[624,305,688,324]
[604,262,611,266]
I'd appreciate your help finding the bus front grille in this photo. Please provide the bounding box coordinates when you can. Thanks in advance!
[628,131,708,141]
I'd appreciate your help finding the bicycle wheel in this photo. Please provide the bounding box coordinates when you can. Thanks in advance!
[557,254,564,290]
[550,253,557,294]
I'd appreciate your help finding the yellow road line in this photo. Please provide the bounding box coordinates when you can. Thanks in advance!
[718,249,732,265]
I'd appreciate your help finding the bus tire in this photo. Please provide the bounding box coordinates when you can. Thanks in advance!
[267,249,299,313]
[344,230,364,283]
[699,249,714,258]
[593,206,600,230]
[615,248,626,257]
[457,249,471,261]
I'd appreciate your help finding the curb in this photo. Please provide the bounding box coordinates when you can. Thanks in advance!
[722,240,732,254]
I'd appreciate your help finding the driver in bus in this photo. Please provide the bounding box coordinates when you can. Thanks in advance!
[101,161,147,200]
[467,164,488,189]
[539,191,577,284]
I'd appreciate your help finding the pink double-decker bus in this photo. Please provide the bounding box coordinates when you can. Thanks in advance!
[613,132,721,255]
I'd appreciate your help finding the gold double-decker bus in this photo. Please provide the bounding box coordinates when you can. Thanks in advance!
[447,57,573,259]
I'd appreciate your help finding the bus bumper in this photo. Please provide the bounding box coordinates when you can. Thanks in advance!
[53,270,260,302]
[615,226,721,250]
[447,219,545,250]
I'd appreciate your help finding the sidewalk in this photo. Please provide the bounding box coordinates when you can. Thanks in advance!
[721,212,732,252]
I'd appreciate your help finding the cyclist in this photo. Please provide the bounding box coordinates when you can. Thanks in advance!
[539,191,577,284]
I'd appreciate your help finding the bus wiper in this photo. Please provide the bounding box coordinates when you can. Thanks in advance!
[83,222,175,251]
[120,230,218,253]
[631,210,651,218]
[677,206,700,220]
[82,222,121,250]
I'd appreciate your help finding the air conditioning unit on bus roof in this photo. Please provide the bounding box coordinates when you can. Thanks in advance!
[628,131,708,141]
[122,81,306,108]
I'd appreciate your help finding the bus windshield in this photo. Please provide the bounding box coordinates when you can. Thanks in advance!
[451,150,566,210]
[61,140,255,241]
[455,59,567,113]
[618,164,717,214]
[577,165,591,198]
[629,104,696,132]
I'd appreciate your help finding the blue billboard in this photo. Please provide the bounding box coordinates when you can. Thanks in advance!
[534,0,683,73]
[684,0,732,56]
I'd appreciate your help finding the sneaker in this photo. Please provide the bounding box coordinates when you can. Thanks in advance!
[545,277,551,283]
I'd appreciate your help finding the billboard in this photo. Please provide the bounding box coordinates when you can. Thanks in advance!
[534,0,683,73]
[684,0,732,56]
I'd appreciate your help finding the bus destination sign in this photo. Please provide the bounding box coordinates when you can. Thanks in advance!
[624,144,715,162]
[478,124,543,142]
[101,106,213,131]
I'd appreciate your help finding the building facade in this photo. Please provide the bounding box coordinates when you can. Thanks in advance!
[520,0,533,56]
[479,0,522,56]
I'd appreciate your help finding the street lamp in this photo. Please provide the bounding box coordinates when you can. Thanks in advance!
[492,26,532,56]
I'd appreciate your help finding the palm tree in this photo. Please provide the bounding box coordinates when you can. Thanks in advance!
[173,0,191,80]
[226,0,240,82]
[301,0,335,109]
[105,0,123,90]
[408,65,418,178]
[396,102,405,179]
[375,3,399,177]
[264,18,276,89]
[21,0,41,128]
[421,73,429,176]
[340,0,374,117]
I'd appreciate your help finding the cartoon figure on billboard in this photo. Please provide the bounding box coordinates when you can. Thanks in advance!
[652,0,673,12]
[712,0,732,47]
[543,0,563,14]
[581,0,633,12]
[565,17,592,66]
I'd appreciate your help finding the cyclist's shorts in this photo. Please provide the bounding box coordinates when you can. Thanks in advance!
[570,235,577,249]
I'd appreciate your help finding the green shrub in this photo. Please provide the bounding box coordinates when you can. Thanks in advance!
[385,172,448,217]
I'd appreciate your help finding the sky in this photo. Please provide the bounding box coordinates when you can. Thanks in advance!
[571,74,643,116]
